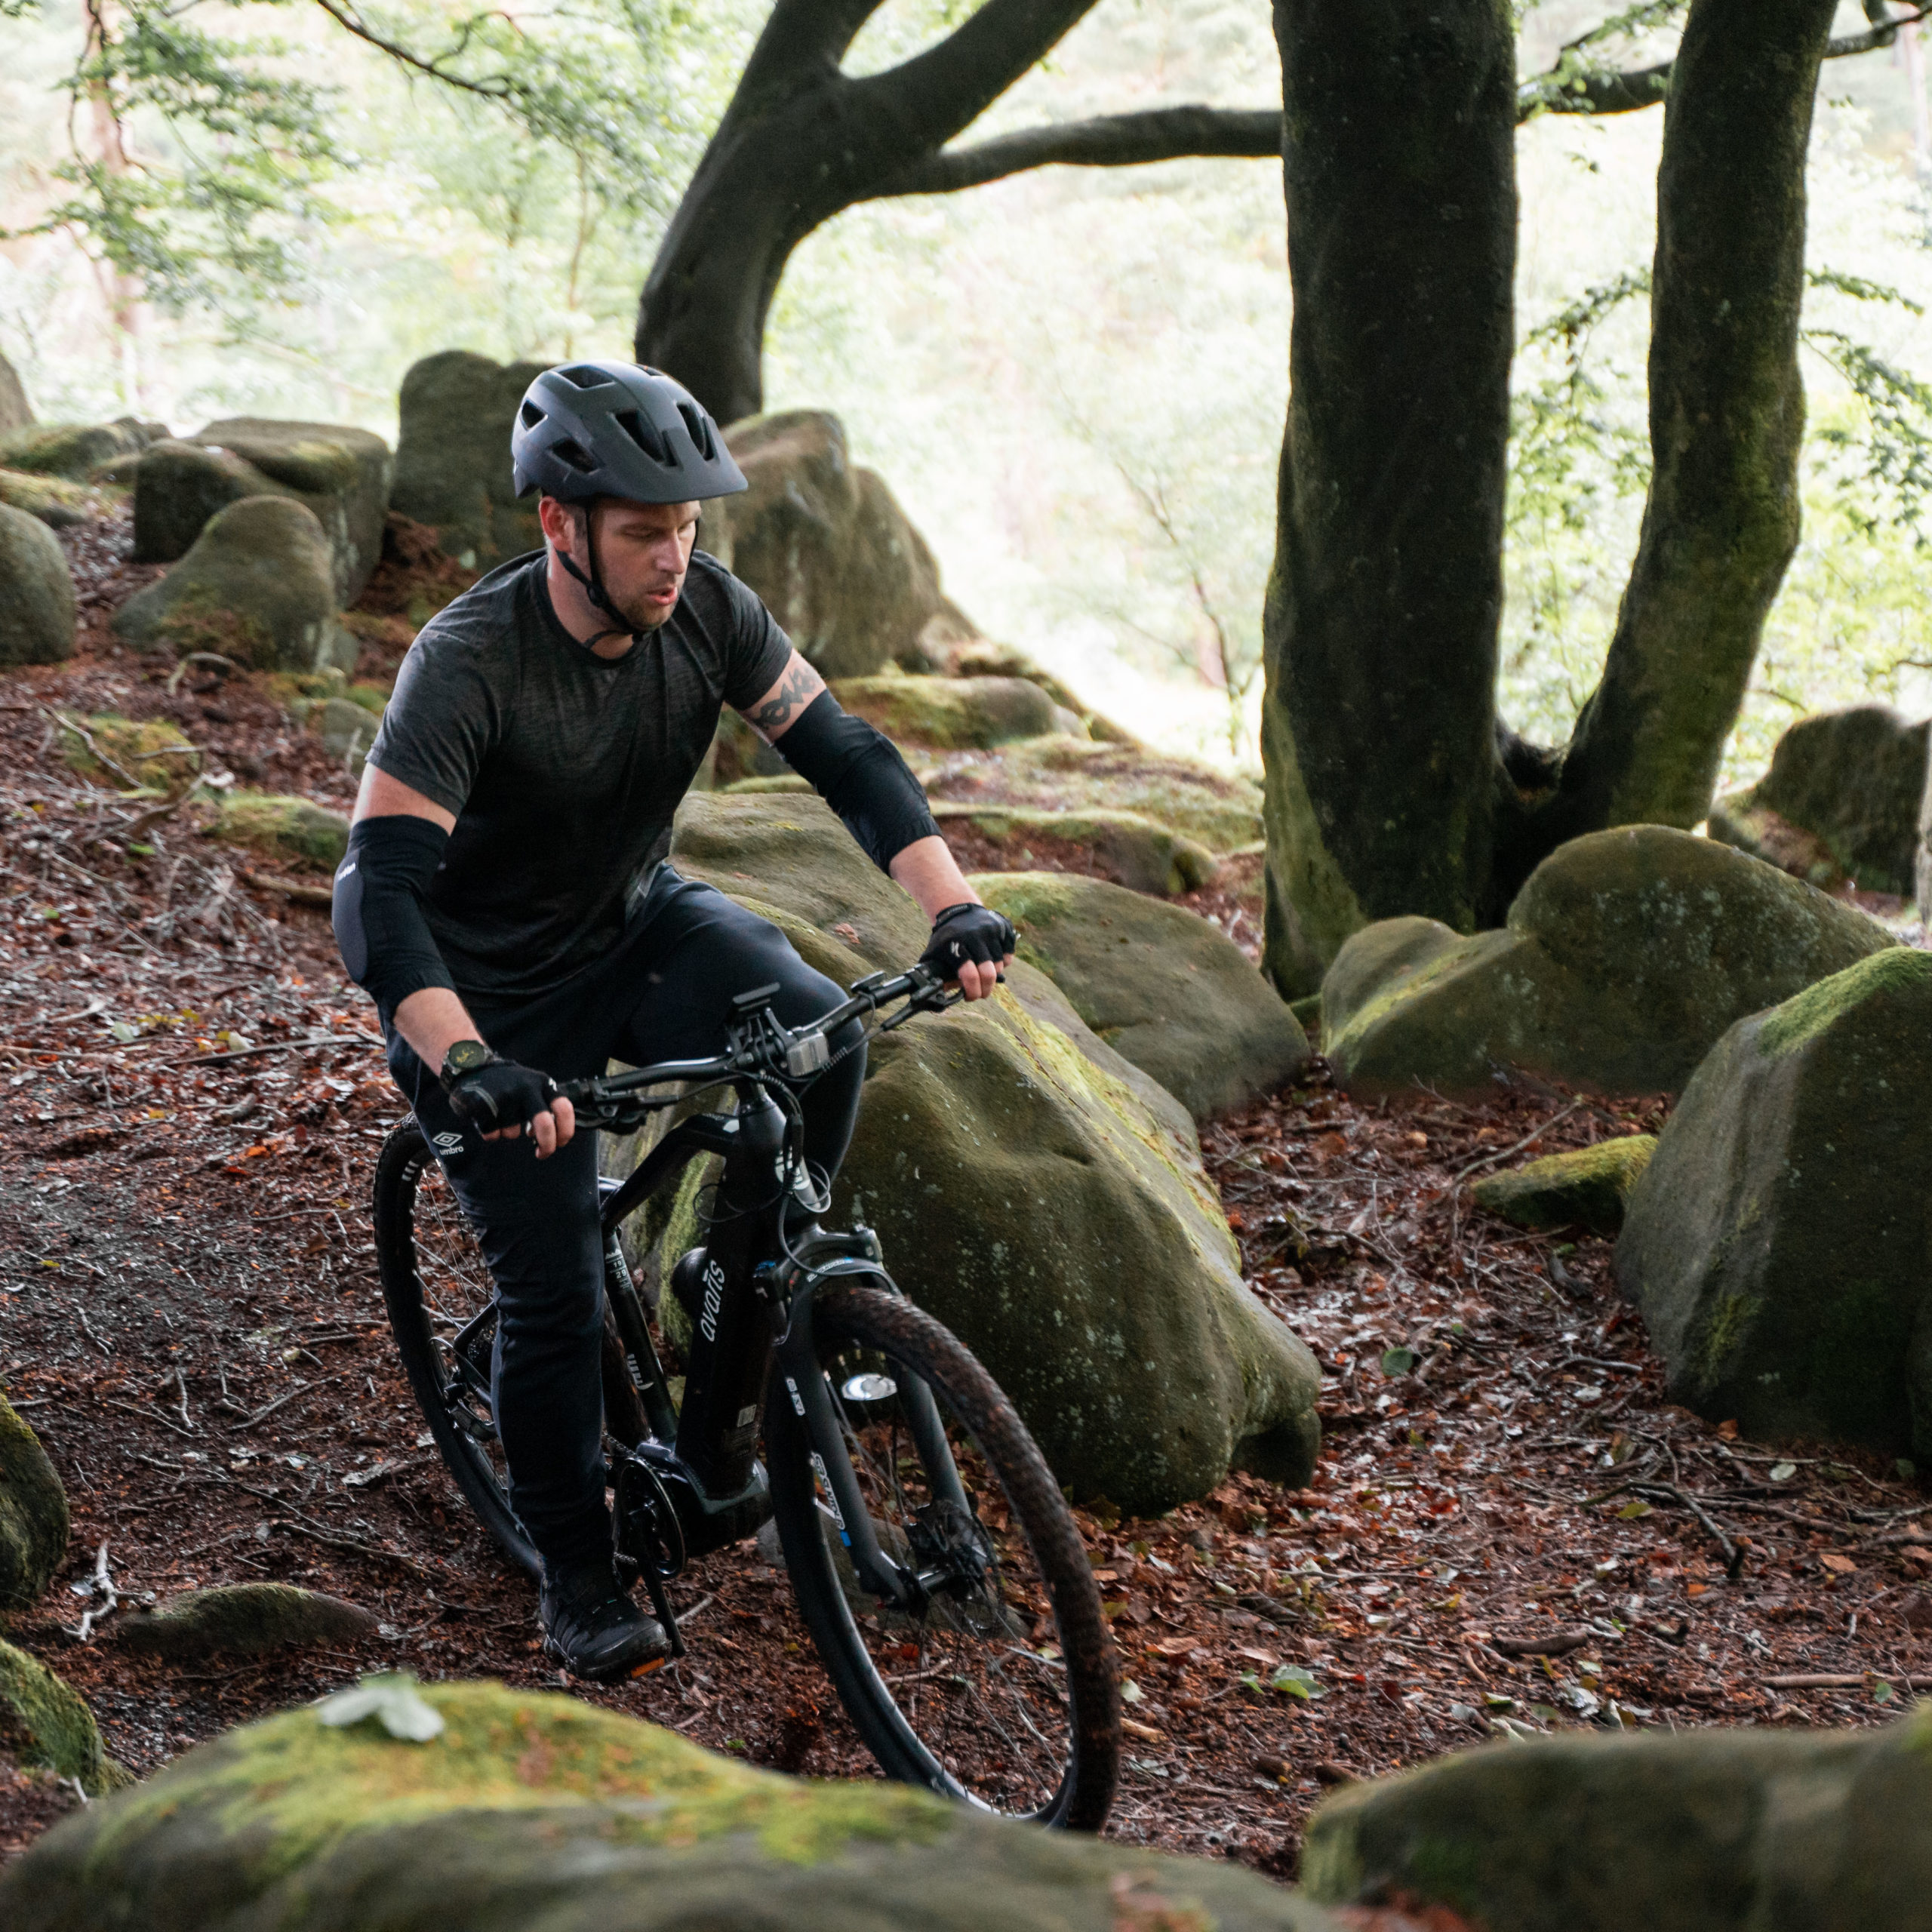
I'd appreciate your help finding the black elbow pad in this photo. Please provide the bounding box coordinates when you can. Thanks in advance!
[333,814,457,1020]
[775,690,940,872]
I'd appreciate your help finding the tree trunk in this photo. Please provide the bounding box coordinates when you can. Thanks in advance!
[1536,0,1837,859]
[1259,0,1518,998]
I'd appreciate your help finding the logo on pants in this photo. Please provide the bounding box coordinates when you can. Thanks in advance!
[432,1131,464,1156]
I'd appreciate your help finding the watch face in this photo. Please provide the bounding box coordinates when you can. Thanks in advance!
[446,1040,491,1075]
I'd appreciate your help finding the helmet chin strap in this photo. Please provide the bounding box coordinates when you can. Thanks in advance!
[554,502,636,648]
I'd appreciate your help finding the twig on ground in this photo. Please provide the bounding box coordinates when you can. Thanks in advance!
[1451,1101,1585,1187]
[234,1374,338,1431]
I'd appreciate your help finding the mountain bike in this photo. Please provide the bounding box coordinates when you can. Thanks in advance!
[371,963,1120,1828]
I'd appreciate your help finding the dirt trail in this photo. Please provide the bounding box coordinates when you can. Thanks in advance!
[3,596,1924,1879]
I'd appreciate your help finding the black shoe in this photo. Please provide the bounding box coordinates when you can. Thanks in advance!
[540,1559,668,1681]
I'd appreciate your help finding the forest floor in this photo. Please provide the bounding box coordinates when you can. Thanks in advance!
[5,536,1930,1886]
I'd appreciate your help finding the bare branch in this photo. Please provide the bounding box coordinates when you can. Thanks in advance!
[870,103,1280,197]
[303,0,520,101]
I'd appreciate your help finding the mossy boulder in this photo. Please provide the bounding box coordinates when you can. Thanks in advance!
[1324,827,1899,1099]
[830,672,1073,750]
[1471,1137,1656,1235]
[57,714,199,796]
[942,638,1136,743]
[0,1641,117,1795]
[115,496,340,672]
[114,1583,376,1660]
[1,1678,1340,1932]
[0,418,150,481]
[212,792,351,872]
[1617,947,1932,1454]
[661,792,1321,1513]
[314,694,380,772]
[0,501,75,666]
[0,1395,67,1611]
[1709,705,1928,900]
[934,801,1217,896]
[930,735,1264,854]
[0,466,97,530]
[135,420,392,605]
[389,349,548,568]
[1303,1706,1932,1932]
[724,410,964,678]
[974,872,1308,1121]
[0,352,30,432]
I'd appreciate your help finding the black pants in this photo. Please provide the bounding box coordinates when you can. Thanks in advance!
[385,864,866,1572]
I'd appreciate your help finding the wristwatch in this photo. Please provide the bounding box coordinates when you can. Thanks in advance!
[438,1038,497,1090]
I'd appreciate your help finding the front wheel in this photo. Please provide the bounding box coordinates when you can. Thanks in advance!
[764,1281,1119,1829]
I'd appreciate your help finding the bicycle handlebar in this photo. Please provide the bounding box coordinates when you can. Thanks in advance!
[555,961,961,1124]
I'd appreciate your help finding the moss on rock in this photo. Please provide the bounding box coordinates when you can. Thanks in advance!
[0,420,148,481]
[665,793,1321,1512]
[1324,827,1898,1098]
[0,501,75,666]
[1617,946,1932,1454]
[1303,1704,1932,1932]
[0,1641,112,1793]
[1,1678,1340,1932]
[0,1395,67,1611]
[830,673,1070,750]
[57,715,199,796]
[0,467,97,530]
[933,802,1217,897]
[972,871,1308,1121]
[113,1584,377,1660]
[213,792,350,871]
[1471,1137,1656,1235]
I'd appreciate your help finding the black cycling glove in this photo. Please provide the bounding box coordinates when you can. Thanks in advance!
[444,1056,560,1134]
[918,902,1016,984]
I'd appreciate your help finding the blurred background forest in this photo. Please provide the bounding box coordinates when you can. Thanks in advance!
[2,0,1929,777]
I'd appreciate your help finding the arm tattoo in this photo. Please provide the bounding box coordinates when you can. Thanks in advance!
[745,657,824,737]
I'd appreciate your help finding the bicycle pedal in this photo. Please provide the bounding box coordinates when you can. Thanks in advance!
[628,1655,669,1679]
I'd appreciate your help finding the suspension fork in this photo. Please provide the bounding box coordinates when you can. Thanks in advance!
[773,1273,972,1609]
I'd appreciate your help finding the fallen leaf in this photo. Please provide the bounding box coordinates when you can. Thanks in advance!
[1818,1552,1857,1576]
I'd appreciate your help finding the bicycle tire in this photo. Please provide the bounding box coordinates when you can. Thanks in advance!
[765,1280,1119,1829]
[372,1119,540,1577]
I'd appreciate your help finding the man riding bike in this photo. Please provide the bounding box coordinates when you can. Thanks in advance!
[331,360,1015,1680]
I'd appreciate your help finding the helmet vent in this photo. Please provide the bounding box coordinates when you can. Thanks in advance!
[677,402,716,462]
[613,408,669,464]
[555,365,611,389]
[551,437,598,473]
[518,400,545,429]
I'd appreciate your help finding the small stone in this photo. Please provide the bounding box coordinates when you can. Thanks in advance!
[1471,1137,1657,1235]
[114,1583,377,1660]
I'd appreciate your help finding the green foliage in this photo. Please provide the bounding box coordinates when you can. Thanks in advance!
[1516,1,1685,118]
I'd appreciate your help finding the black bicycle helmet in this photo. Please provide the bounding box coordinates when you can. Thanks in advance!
[512,359,746,503]
[512,360,745,641]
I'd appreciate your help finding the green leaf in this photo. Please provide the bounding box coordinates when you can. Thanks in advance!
[1269,1665,1325,1701]
[316,1672,444,1743]
[1874,1678,1897,1706]
[1380,1346,1419,1377]
[1616,1500,1653,1519]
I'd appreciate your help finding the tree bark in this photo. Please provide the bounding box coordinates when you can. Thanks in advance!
[1534,0,1838,861]
[1258,0,1518,998]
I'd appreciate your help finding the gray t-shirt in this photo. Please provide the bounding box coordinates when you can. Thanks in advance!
[367,548,792,1002]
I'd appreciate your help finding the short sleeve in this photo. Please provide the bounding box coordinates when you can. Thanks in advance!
[365,615,503,815]
[716,567,798,712]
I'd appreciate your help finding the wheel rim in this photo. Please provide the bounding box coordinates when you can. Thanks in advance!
[404,1155,521,1532]
[811,1331,1077,1817]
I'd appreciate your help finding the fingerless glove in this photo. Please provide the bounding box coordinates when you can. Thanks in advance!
[918,903,1016,983]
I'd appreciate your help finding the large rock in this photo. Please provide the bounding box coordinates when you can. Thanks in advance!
[0,1395,67,1611]
[831,672,1073,749]
[0,1641,119,1796]
[114,1583,376,1660]
[135,419,392,603]
[974,872,1309,1121]
[1616,947,1932,1454]
[211,792,351,871]
[389,349,547,568]
[0,468,94,529]
[1303,1707,1932,1932]
[660,792,1321,1513]
[724,410,965,678]
[940,638,1137,744]
[115,496,340,672]
[1710,705,1927,900]
[0,502,75,666]
[1323,827,1899,1099]
[928,734,1265,854]
[0,418,151,481]
[1,1679,1340,1932]
[934,801,1217,897]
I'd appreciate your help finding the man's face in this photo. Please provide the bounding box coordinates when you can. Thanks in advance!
[548,495,700,630]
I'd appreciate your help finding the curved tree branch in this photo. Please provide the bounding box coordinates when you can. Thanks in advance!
[870,104,1281,197]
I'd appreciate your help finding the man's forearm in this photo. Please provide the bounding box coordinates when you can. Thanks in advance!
[394,986,490,1077]
[889,835,983,921]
